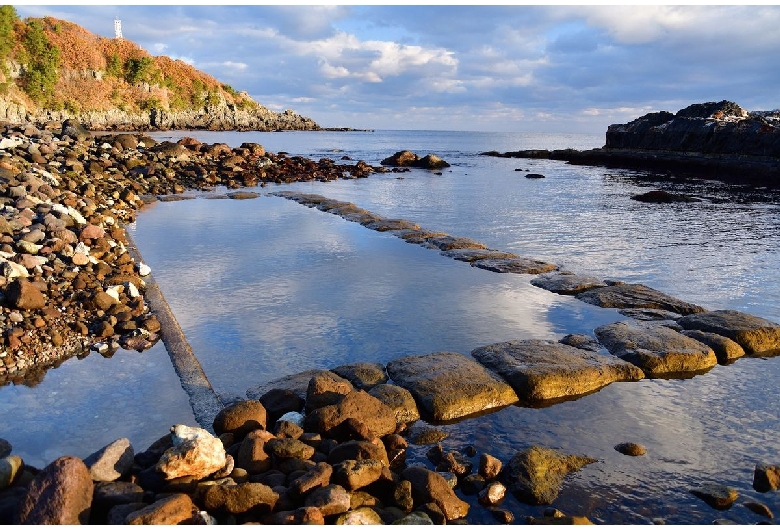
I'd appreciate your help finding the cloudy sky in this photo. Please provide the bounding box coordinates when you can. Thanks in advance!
[14,4,780,133]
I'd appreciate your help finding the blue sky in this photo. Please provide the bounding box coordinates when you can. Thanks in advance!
[14,5,780,133]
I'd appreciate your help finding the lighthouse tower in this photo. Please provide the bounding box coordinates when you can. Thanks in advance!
[114,17,123,40]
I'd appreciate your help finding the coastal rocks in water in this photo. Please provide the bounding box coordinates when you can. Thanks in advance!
[631,190,700,203]
[331,362,388,390]
[212,399,267,438]
[155,425,226,481]
[531,272,608,295]
[753,463,780,492]
[525,173,546,179]
[303,390,398,438]
[401,466,469,521]
[386,351,519,421]
[305,372,354,413]
[363,218,421,232]
[16,456,94,524]
[680,329,745,363]
[471,340,643,402]
[422,235,488,251]
[0,455,23,489]
[472,257,558,275]
[368,383,421,424]
[676,310,780,355]
[380,150,451,169]
[595,320,718,376]
[576,283,706,315]
[614,442,647,456]
[501,446,597,505]
[83,438,134,482]
[246,369,335,402]
[441,248,518,262]
[690,483,739,510]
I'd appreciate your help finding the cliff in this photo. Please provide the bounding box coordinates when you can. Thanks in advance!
[0,10,319,131]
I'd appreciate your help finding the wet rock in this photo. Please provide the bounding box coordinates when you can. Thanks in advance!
[471,256,559,274]
[124,493,198,524]
[531,272,608,294]
[595,320,718,376]
[386,351,518,422]
[364,218,421,232]
[442,248,517,262]
[304,390,398,438]
[83,437,134,482]
[576,283,706,315]
[501,446,597,505]
[753,463,780,492]
[690,483,738,510]
[5,278,46,309]
[407,425,449,445]
[619,308,684,321]
[614,442,646,456]
[304,484,351,516]
[305,372,354,413]
[227,191,260,200]
[680,329,745,363]
[461,473,487,495]
[527,514,594,524]
[436,451,473,477]
[381,151,450,169]
[489,506,515,523]
[368,383,420,424]
[202,482,279,515]
[480,453,503,481]
[423,235,488,251]
[213,399,267,438]
[331,362,388,390]
[156,424,226,480]
[401,466,469,521]
[472,340,644,402]
[478,482,507,506]
[16,456,94,524]
[0,455,23,489]
[677,310,780,355]
[631,189,699,203]
[744,500,773,519]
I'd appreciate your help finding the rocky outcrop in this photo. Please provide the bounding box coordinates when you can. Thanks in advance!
[380,151,451,169]
[676,310,780,355]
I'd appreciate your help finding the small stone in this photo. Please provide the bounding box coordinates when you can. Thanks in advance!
[213,400,267,438]
[265,437,315,460]
[614,442,646,456]
[304,484,351,517]
[489,507,515,523]
[478,482,507,506]
[690,483,739,510]
[137,262,151,276]
[480,453,503,481]
[744,500,773,519]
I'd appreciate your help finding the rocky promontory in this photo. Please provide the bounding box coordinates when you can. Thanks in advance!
[484,101,780,183]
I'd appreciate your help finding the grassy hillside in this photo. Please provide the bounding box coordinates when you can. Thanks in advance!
[0,7,281,119]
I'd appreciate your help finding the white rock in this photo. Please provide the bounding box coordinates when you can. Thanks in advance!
[156,424,227,481]
[105,285,123,302]
[278,411,305,427]
[1,260,29,279]
[66,206,87,226]
[126,282,140,298]
[137,262,151,276]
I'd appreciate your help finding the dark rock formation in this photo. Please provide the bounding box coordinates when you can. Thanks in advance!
[381,151,451,169]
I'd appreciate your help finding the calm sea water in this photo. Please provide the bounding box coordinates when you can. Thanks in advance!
[3,130,780,523]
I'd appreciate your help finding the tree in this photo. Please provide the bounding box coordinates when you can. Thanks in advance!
[124,56,154,85]
[21,19,61,104]
[0,5,17,61]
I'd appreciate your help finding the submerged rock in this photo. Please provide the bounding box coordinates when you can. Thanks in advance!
[577,283,706,315]
[690,483,739,510]
[472,257,558,274]
[531,272,608,295]
[471,339,644,402]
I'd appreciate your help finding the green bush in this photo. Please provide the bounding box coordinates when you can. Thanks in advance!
[21,19,61,104]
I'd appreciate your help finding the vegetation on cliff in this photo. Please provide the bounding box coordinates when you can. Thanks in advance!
[0,7,319,131]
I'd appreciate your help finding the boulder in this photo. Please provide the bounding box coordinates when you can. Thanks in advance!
[753,463,780,492]
[332,459,385,491]
[576,283,706,315]
[631,190,699,203]
[16,456,94,524]
[418,154,450,169]
[386,351,518,421]
[155,425,226,480]
[5,279,46,310]
[256,388,304,425]
[442,248,518,262]
[472,257,558,275]
[401,466,469,521]
[304,390,398,438]
[471,340,644,402]
[595,321,718,376]
[690,483,738,510]
[332,362,388,390]
[614,442,646,456]
[531,272,608,295]
[202,482,279,515]
[680,329,745,363]
[235,430,274,474]
[61,119,92,141]
[289,462,333,496]
[124,493,198,525]
[381,150,419,167]
[336,506,384,524]
[246,369,335,402]
[327,440,389,466]
[501,446,597,505]
[304,484,351,517]
[368,383,420,424]
[305,372,354,413]
[83,437,134,482]
[213,399,267,438]
[676,310,780,355]
[265,438,315,460]
[422,235,487,251]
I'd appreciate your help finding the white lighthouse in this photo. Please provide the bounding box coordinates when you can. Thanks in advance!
[114,17,123,40]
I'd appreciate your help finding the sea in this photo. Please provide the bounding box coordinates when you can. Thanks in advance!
[2,130,779,524]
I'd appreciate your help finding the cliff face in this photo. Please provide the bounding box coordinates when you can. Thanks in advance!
[605,101,780,157]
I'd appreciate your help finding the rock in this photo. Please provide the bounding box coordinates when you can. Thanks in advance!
[576,283,706,315]
[407,425,449,445]
[364,218,421,232]
[744,500,773,519]
[265,438,315,460]
[331,362,388,390]
[392,511,434,524]
[5,278,45,310]
[753,463,780,492]
[368,383,420,424]
[631,190,699,203]
[263,506,325,525]
[418,154,450,169]
[305,372,354,413]
[386,351,518,422]
[680,329,745,363]
[531,272,608,295]
[442,248,518,262]
[472,339,644,402]
[595,320,718,376]
[304,390,398,438]
[559,333,602,352]
[478,482,507,506]
[332,459,385,491]
[393,480,415,512]
[526,173,546,179]
[677,310,780,355]
[92,480,145,507]
[480,454,503,481]
[381,150,420,167]
[336,506,384,524]
[124,493,198,524]
[472,257,559,274]
[16,456,94,524]
[0,455,23,489]
[304,484,351,517]
[155,424,226,480]
[489,507,515,523]
[227,191,260,200]
[274,419,304,439]
[436,451,472,477]
[202,482,279,515]
[527,514,594,524]
[83,437,134,482]
[213,400,267,438]
[247,369,335,402]
[422,235,487,251]
[501,446,597,505]
[401,466,469,521]
[61,119,92,141]
[328,440,389,466]
[690,483,738,510]
[460,473,487,495]
[289,462,332,496]
[235,429,274,474]
[256,388,304,424]
[614,442,646,456]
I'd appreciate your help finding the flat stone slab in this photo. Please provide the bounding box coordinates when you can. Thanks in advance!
[595,321,718,376]
[576,283,706,315]
[385,352,518,422]
[472,257,558,275]
[470,340,644,402]
[676,310,780,355]
[531,272,607,294]
[680,329,745,363]
[422,236,488,251]
[246,369,336,402]
[363,218,421,232]
[441,248,518,262]
[395,230,448,245]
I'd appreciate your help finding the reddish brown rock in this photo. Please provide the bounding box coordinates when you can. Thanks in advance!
[202,482,279,515]
[124,493,198,525]
[327,440,389,466]
[236,429,274,474]
[263,506,325,525]
[16,456,94,524]
[304,484,351,517]
[5,279,46,310]
[213,399,267,438]
[401,466,469,521]
[306,372,354,413]
[289,462,333,496]
[304,390,398,438]
[332,459,385,491]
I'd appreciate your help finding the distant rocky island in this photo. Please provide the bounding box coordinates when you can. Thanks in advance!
[485,101,780,184]
[0,7,318,132]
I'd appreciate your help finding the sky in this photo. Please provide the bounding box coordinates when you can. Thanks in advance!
[13,4,780,133]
